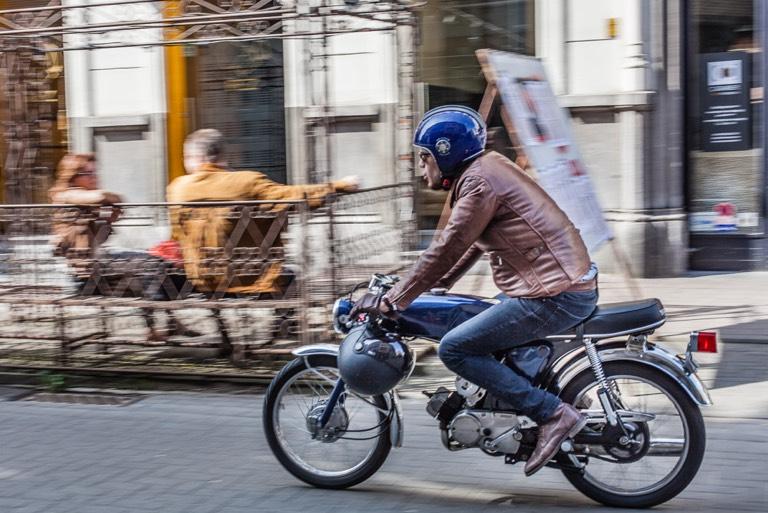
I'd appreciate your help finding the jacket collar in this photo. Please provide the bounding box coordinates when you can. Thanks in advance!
[197,162,230,173]
[448,151,490,207]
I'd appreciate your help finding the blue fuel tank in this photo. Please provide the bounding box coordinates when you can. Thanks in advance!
[396,292,496,341]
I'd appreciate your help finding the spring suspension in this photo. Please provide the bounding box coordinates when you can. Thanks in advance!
[584,338,608,389]
[583,338,620,426]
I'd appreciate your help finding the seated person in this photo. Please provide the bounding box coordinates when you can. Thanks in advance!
[49,153,197,341]
[168,129,359,299]
[49,153,122,283]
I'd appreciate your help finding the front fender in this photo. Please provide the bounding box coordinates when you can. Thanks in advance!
[291,343,405,448]
[552,343,713,406]
[292,344,340,358]
[388,392,404,448]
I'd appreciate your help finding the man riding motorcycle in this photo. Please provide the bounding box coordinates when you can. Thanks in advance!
[351,105,599,476]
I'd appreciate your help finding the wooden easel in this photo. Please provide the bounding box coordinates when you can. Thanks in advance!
[473,49,643,299]
[477,50,531,174]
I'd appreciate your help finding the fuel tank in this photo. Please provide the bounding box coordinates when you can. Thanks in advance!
[396,291,496,340]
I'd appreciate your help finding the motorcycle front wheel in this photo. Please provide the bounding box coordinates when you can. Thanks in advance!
[263,354,392,489]
[560,362,706,508]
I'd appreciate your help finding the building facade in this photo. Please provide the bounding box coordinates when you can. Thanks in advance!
[684,0,766,271]
[549,0,766,273]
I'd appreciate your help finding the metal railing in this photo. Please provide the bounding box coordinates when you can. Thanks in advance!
[0,183,414,372]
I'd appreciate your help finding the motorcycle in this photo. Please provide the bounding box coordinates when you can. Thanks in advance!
[263,274,714,508]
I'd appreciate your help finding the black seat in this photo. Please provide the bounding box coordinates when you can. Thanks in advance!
[559,298,665,337]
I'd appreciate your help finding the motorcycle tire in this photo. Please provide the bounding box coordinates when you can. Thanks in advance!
[559,362,706,508]
[263,354,392,489]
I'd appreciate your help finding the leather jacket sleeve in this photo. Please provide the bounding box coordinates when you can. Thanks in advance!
[386,175,497,310]
[433,244,483,290]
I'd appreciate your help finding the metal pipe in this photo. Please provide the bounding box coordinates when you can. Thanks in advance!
[10,26,399,53]
[0,0,161,16]
[0,200,304,209]
[0,184,408,209]
[0,0,418,17]
[0,8,293,38]
[0,4,414,38]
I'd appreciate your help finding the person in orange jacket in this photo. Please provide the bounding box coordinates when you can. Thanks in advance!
[168,129,359,298]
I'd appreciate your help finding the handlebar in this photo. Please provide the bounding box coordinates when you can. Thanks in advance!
[367,274,399,292]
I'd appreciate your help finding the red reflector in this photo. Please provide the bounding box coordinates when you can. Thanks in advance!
[697,331,717,353]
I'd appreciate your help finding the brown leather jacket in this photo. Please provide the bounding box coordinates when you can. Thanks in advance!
[386,151,593,310]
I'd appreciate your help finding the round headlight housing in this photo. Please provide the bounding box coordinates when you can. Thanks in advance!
[332,297,353,334]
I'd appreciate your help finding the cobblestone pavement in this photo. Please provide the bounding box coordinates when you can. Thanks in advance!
[0,389,765,513]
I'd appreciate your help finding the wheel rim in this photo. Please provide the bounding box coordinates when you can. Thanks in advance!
[273,364,387,477]
[572,374,691,496]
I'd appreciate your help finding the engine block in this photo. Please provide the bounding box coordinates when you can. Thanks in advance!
[447,410,523,454]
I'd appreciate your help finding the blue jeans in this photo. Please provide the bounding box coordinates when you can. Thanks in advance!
[438,289,599,423]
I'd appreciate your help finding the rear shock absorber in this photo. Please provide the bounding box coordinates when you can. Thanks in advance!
[583,338,618,426]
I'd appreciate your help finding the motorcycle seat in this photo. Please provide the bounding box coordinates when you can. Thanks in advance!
[556,298,665,338]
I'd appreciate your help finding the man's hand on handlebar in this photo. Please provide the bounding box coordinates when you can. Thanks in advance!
[349,292,398,320]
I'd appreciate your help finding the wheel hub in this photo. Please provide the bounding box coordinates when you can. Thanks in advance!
[306,400,349,443]
[603,421,650,463]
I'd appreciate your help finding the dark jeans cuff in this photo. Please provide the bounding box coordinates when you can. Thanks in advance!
[535,394,562,424]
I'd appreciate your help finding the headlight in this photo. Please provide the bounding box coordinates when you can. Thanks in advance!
[332,297,353,334]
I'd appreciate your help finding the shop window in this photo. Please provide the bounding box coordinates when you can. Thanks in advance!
[687,1,763,237]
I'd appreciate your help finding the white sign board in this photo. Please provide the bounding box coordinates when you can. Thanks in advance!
[483,50,612,252]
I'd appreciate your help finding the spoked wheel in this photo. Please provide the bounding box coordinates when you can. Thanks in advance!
[560,362,706,508]
[263,354,392,488]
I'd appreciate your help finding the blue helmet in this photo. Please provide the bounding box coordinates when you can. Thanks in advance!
[414,105,487,178]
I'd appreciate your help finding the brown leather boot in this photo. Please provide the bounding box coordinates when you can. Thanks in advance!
[524,403,587,476]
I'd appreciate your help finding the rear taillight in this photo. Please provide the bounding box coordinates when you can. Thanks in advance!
[697,331,718,353]
[689,331,718,353]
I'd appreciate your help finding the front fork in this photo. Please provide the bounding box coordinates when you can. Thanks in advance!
[314,376,404,447]
[318,378,346,430]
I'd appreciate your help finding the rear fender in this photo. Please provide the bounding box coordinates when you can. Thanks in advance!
[291,343,405,448]
[550,343,713,406]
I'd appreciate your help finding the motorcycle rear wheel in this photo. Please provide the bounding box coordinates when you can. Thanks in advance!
[560,362,706,508]
[263,354,392,489]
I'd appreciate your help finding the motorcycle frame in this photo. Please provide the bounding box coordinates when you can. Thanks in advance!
[293,329,711,450]
[295,279,713,449]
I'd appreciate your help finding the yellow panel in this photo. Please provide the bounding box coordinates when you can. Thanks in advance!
[164,1,188,183]
[0,0,5,203]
